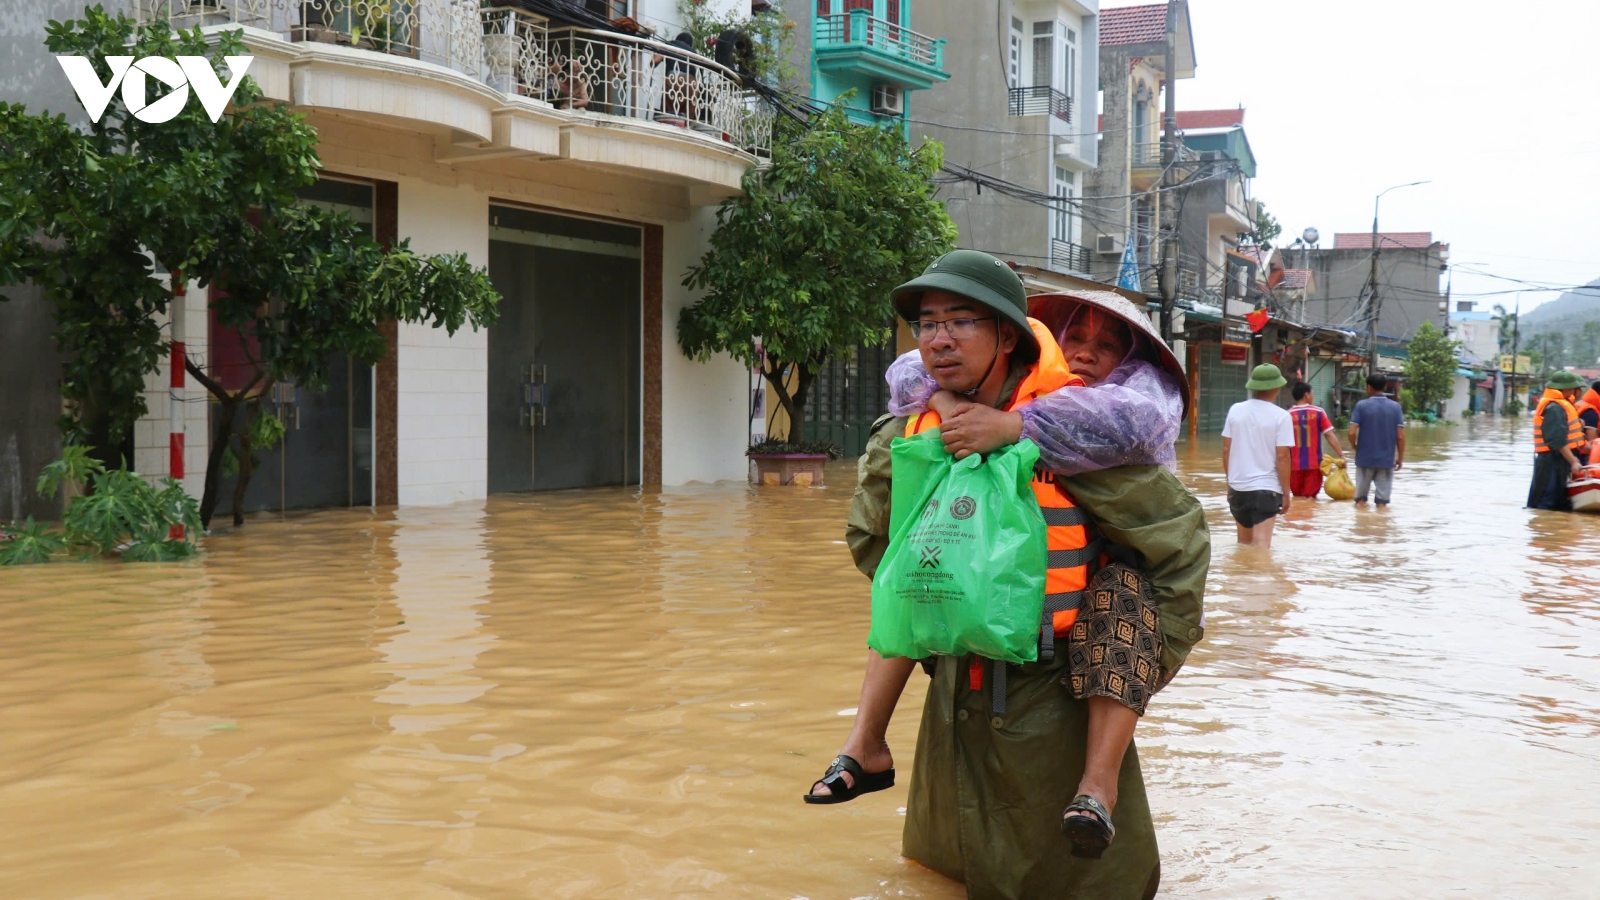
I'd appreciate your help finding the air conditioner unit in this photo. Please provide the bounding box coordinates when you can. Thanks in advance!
[1096,234,1122,255]
[870,84,904,116]
[1198,149,1225,162]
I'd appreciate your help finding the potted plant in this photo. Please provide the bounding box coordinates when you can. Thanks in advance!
[747,439,841,487]
[481,4,520,93]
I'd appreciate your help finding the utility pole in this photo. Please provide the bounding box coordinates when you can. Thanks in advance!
[1365,208,1381,370]
[1510,293,1522,410]
[1156,0,1178,342]
[1365,180,1430,370]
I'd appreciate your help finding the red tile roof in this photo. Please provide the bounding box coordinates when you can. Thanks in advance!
[1332,231,1435,250]
[1100,4,1168,46]
[1280,269,1312,289]
[1175,108,1244,129]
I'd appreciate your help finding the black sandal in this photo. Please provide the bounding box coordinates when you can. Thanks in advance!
[1062,794,1116,858]
[803,754,894,805]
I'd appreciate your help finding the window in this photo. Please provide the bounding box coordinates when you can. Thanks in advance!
[1008,18,1023,89]
[1052,166,1077,245]
[1062,28,1077,100]
[584,0,628,19]
[1032,21,1053,89]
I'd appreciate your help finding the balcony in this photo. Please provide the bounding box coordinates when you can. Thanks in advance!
[812,11,948,91]
[1049,239,1091,274]
[491,21,774,158]
[137,0,486,74]
[133,1,773,185]
[1132,140,1200,169]
[1009,86,1071,123]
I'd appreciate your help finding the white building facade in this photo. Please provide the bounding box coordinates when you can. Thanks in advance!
[16,0,770,517]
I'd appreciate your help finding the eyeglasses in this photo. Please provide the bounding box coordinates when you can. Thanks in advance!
[910,316,994,341]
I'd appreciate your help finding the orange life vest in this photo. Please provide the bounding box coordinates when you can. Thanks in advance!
[1578,389,1600,464]
[903,318,1091,659]
[1533,389,1583,454]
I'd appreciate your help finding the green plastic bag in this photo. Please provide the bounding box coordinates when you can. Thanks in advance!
[867,429,1048,664]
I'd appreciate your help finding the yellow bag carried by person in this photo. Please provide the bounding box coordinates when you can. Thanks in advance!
[1322,455,1355,501]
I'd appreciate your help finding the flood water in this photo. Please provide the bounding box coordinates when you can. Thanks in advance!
[2,418,1598,897]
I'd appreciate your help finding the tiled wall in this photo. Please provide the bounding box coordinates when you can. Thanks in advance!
[395,179,490,506]
[132,281,210,498]
[659,206,751,485]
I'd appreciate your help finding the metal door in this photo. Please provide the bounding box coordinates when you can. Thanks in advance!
[487,205,641,493]
[216,177,375,515]
[805,339,894,457]
[1197,342,1250,435]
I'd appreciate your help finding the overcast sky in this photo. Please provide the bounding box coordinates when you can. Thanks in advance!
[1111,0,1600,312]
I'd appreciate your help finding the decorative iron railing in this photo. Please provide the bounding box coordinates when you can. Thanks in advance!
[133,3,773,157]
[813,12,944,71]
[1008,86,1071,123]
[1049,239,1092,274]
[516,24,773,156]
[136,0,485,76]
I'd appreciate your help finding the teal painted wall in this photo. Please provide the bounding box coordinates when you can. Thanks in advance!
[808,0,913,128]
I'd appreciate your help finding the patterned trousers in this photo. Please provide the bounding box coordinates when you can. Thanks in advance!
[1066,563,1166,716]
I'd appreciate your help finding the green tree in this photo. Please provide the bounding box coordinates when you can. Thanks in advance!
[3,8,499,528]
[1579,319,1600,366]
[1246,200,1281,246]
[678,105,955,441]
[1403,321,1459,413]
[1492,303,1519,354]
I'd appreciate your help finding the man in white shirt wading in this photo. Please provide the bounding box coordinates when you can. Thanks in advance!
[1221,364,1294,548]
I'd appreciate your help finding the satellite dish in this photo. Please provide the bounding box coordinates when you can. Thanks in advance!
[1302,227,1320,245]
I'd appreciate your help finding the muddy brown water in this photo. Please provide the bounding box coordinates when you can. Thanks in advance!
[2,419,1597,897]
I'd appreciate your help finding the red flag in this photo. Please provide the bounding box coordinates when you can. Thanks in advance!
[1246,308,1270,333]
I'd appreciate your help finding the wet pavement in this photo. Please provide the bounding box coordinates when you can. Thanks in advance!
[1,418,1597,897]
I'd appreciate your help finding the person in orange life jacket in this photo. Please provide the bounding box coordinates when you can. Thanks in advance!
[806,251,1189,869]
[1576,381,1600,464]
[1528,370,1587,510]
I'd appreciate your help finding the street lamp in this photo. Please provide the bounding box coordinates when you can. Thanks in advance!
[1366,180,1431,369]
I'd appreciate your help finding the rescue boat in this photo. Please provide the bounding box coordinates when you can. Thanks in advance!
[1568,466,1600,513]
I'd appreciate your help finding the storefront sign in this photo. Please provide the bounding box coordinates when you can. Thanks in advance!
[1220,342,1250,364]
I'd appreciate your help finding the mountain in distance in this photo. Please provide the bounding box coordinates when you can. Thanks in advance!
[1521,276,1600,333]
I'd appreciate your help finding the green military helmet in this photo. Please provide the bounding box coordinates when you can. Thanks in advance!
[1546,370,1585,390]
[890,250,1037,360]
[1245,363,1288,391]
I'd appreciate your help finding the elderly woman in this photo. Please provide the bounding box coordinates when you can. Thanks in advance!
[886,290,1187,474]
[808,290,1200,874]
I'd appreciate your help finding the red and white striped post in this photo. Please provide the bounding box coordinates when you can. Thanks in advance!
[169,274,186,539]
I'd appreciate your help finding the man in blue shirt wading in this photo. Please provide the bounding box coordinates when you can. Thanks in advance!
[1347,374,1406,506]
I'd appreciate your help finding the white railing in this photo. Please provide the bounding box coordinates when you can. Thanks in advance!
[136,2,772,158]
[137,0,486,76]
[500,21,772,156]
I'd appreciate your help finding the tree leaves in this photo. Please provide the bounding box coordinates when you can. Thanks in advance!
[4,450,203,565]
[1403,322,1459,413]
[5,8,502,524]
[677,105,955,439]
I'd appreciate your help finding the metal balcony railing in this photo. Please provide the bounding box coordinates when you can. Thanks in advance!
[519,24,773,156]
[813,12,944,71]
[1049,239,1091,274]
[1132,139,1199,168]
[133,3,773,158]
[136,0,485,76]
[1008,86,1071,123]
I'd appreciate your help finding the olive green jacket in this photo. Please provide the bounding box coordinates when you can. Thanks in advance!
[845,394,1209,898]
